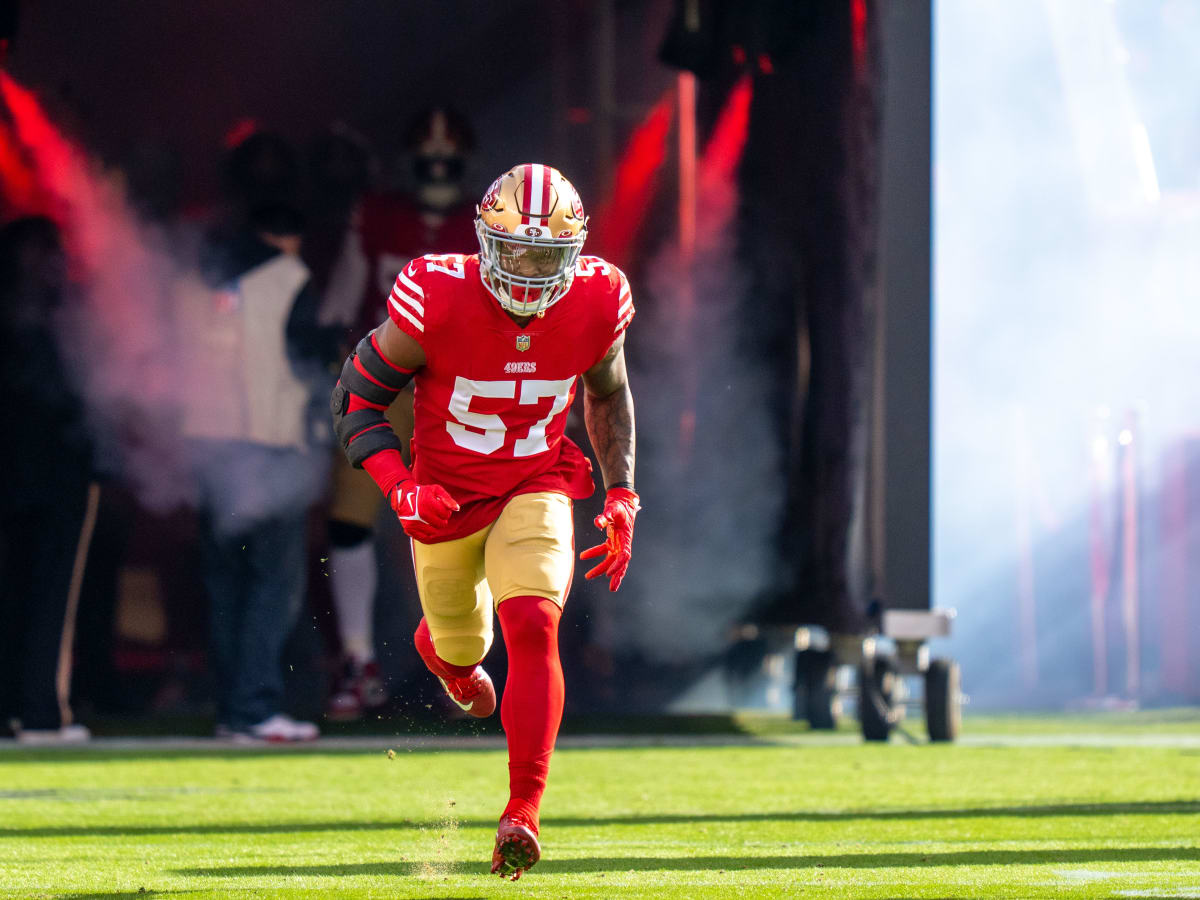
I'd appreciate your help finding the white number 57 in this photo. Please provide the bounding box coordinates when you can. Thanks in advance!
[446,377,574,457]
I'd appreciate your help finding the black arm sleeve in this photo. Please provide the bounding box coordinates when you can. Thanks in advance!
[330,333,414,468]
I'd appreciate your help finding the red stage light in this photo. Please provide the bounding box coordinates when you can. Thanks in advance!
[0,118,43,218]
[0,72,73,225]
[590,88,674,266]
[851,0,868,74]
[699,73,752,194]
[222,117,259,150]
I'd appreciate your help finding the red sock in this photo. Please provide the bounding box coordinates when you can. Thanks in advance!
[497,595,564,834]
[413,617,478,680]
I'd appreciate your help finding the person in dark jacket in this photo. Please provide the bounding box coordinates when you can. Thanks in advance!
[0,216,98,744]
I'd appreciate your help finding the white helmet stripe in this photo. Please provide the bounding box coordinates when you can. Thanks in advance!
[526,163,548,220]
[530,164,544,217]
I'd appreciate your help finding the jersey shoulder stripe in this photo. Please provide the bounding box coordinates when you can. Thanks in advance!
[389,288,424,333]
[570,256,635,346]
[614,267,634,334]
[398,269,425,298]
[387,253,479,346]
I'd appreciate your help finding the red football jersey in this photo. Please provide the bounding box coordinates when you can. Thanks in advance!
[388,253,635,541]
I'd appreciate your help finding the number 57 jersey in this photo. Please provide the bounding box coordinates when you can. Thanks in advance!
[388,253,635,542]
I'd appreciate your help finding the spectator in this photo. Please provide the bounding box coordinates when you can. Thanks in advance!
[180,199,338,742]
[0,216,98,744]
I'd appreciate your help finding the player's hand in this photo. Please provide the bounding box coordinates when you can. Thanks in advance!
[390,479,460,541]
[580,486,640,592]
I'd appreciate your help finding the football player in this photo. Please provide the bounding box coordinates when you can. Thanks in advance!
[320,109,477,722]
[330,163,638,879]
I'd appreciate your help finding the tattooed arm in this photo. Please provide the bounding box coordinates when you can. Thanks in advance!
[580,333,636,489]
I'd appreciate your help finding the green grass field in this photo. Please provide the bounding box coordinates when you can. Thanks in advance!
[2,712,1199,899]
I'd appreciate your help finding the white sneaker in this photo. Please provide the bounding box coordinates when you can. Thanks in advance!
[248,714,319,743]
[16,724,92,745]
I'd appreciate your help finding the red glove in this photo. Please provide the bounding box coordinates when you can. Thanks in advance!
[389,479,460,542]
[580,486,640,592]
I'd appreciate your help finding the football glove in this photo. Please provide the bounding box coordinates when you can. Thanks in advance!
[580,486,640,592]
[390,479,460,542]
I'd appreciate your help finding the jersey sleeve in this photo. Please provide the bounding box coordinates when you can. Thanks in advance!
[385,257,434,349]
[580,258,635,369]
[611,264,635,338]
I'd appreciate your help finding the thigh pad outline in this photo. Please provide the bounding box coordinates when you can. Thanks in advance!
[411,524,494,667]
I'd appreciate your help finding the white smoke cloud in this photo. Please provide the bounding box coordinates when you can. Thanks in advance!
[1,75,327,522]
[610,97,784,664]
[934,0,1200,703]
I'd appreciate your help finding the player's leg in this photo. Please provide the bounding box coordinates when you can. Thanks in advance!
[327,522,377,665]
[484,491,575,878]
[326,392,413,719]
[325,449,386,720]
[410,523,497,716]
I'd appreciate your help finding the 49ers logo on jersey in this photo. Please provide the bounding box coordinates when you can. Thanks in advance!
[515,334,531,352]
[480,178,503,211]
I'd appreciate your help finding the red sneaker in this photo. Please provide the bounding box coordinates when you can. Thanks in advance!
[435,667,496,718]
[490,815,540,880]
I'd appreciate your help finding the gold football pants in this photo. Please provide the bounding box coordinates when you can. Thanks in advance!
[410,491,574,667]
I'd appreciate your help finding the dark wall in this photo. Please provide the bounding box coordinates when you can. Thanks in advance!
[9,0,675,205]
[739,0,882,633]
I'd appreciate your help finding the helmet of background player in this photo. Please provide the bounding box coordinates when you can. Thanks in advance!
[474,163,588,318]
[404,107,474,212]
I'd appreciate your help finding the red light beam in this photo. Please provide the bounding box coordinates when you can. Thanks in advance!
[698,73,753,195]
[590,88,675,267]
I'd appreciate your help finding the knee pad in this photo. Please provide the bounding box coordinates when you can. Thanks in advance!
[412,526,495,670]
[424,567,492,666]
[434,633,490,668]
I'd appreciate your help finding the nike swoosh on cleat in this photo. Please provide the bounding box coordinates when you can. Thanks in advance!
[437,677,473,713]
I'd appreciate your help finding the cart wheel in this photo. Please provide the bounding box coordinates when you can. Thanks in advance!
[925,657,961,742]
[860,655,898,742]
[793,649,839,729]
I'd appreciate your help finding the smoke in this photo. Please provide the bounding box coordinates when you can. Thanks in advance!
[612,76,781,664]
[0,74,326,523]
[934,0,1200,704]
